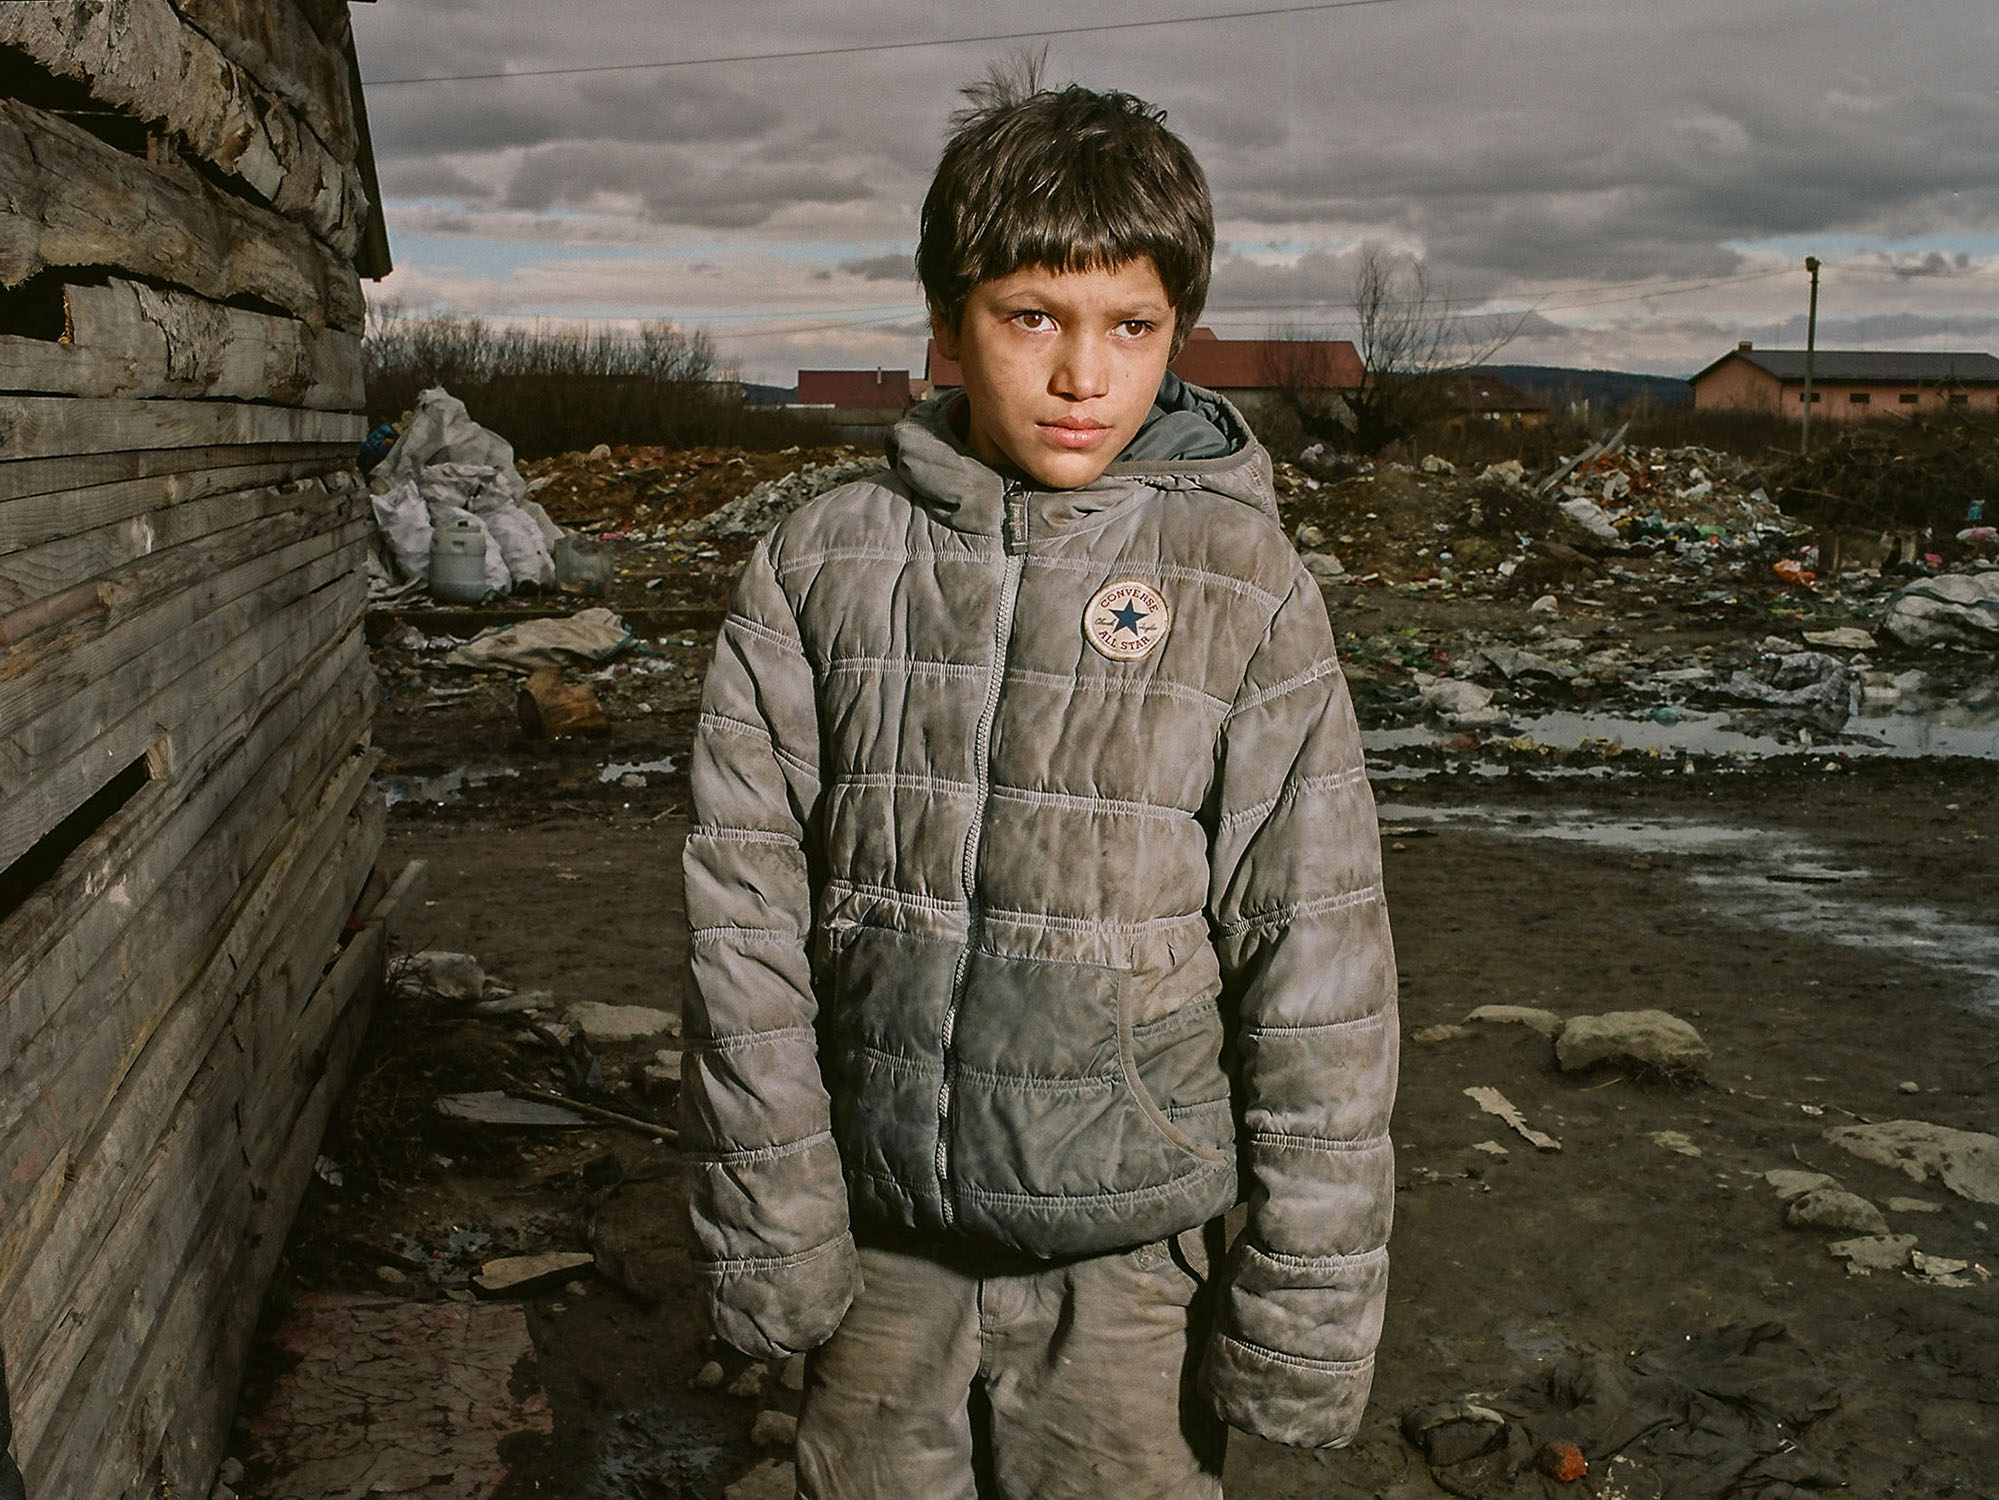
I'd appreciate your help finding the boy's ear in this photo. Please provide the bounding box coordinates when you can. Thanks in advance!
[929,305,961,362]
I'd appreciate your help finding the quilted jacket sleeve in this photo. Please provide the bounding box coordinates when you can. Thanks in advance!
[680,535,861,1359]
[1198,566,1398,1447]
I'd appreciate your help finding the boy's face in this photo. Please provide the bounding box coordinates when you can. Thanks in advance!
[934,258,1176,491]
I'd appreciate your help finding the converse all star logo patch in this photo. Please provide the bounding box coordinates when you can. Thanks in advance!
[1083,579,1171,662]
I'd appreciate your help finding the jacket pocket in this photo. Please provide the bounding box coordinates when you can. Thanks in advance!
[1120,994,1234,1166]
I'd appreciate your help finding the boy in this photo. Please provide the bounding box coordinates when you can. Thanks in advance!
[682,71,1396,1497]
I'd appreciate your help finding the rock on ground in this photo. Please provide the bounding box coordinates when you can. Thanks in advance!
[1823,1120,1999,1205]
[403,950,484,1001]
[1556,1009,1710,1077]
[1765,1169,1840,1201]
[1785,1187,1889,1237]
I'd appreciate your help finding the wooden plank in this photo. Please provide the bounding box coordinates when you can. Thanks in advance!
[0,99,366,331]
[0,442,351,507]
[172,0,360,162]
[0,393,362,462]
[7,752,379,1450]
[0,0,367,254]
[0,280,364,409]
[0,474,360,702]
[0,607,365,1010]
[0,464,365,614]
[0,713,378,1373]
[12,764,382,1488]
[31,826,385,1499]
[0,452,352,556]
[0,526,364,896]
[0,589,369,1180]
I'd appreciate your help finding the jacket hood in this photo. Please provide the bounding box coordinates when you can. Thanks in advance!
[886,372,1279,536]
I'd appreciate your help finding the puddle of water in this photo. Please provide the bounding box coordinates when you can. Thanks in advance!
[1365,699,1999,765]
[599,755,679,784]
[378,765,520,809]
[1377,802,1999,1013]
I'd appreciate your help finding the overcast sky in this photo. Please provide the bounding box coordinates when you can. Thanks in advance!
[351,1,1999,387]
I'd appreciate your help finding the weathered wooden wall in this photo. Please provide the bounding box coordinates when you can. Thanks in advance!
[0,2,393,1492]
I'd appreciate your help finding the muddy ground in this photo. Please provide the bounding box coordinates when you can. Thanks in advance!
[229,452,1999,1500]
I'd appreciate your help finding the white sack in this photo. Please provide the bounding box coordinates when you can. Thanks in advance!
[369,478,432,581]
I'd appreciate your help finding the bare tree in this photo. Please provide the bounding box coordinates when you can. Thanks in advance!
[1343,244,1522,454]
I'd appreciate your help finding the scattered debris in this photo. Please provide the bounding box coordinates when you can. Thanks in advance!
[435,1091,589,1128]
[1464,1086,1561,1151]
[518,666,612,739]
[680,456,881,538]
[1649,1130,1704,1159]
[1905,1251,1991,1289]
[1881,572,1999,647]
[402,950,486,1002]
[1828,1233,1920,1275]
[474,1251,596,1296]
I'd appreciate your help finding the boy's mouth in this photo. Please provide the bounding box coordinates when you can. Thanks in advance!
[1039,417,1111,450]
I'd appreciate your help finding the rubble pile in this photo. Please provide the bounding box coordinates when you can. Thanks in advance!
[519,443,867,537]
[679,456,883,539]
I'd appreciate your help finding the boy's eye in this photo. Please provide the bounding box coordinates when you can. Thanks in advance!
[1012,310,1052,331]
[1117,319,1155,338]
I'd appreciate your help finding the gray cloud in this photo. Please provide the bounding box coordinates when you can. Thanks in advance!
[839,254,916,282]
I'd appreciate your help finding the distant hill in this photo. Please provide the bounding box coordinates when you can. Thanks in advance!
[1479,364,1692,413]
[740,381,796,408]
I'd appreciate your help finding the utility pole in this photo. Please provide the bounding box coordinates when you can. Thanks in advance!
[1800,255,1821,455]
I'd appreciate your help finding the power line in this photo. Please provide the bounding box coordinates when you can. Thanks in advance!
[363,0,1421,86]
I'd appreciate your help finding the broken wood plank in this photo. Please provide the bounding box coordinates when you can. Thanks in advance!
[0,98,366,330]
[0,0,367,254]
[0,280,364,409]
[0,392,362,462]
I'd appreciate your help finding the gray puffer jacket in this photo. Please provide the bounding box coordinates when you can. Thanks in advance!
[681,381,1397,1447]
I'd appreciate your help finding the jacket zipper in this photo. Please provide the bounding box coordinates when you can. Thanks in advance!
[934,480,1029,1226]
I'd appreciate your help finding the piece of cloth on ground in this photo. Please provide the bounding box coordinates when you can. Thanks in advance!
[444,608,637,673]
[1403,1321,1841,1498]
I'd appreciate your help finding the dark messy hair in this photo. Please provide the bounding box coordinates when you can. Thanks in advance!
[917,58,1214,355]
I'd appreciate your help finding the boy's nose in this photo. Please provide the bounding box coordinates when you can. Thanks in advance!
[1050,334,1110,400]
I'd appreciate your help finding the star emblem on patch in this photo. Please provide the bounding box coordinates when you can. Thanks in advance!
[1083,579,1171,662]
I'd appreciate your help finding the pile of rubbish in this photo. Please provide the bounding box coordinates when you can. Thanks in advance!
[366,388,567,602]
[1532,429,1790,559]
[679,456,881,539]
[518,443,870,539]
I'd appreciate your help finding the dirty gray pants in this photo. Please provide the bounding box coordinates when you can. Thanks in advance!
[794,1228,1227,1499]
